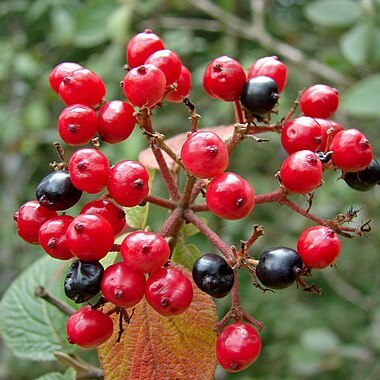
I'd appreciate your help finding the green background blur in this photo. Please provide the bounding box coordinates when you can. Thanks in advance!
[2,0,380,379]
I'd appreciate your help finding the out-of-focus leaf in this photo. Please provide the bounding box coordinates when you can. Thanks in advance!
[172,240,202,270]
[106,3,135,45]
[300,327,339,353]
[35,368,75,380]
[23,99,50,131]
[26,0,53,22]
[50,7,75,46]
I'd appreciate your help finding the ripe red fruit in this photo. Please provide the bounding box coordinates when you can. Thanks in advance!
[248,56,287,93]
[216,322,261,372]
[107,160,149,207]
[317,119,344,152]
[330,129,373,172]
[97,100,136,144]
[165,65,192,103]
[122,64,166,108]
[58,104,98,146]
[280,150,322,194]
[69,148,109,194]
[206,172,254,220]
[14,200,57,244]
[120,230,170,273]
[58,68,106,107]
[38,215,74,260]
[100,262,146,308]
[281,116,322,155]
[299,84,339,119]
[145,266,193,316]
[49,62,83,93]
[126,30,165,68]
[66,306,113,348]
[203,56,246,101]
[180,131,229,179]
[66,214,114,261]
[297,226,341,269]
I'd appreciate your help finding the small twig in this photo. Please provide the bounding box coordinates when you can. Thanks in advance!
[234,100,244,124]
[240,225,265,253]
[54,352,103,379]
[159,207,184,238]
[34,286,75,316]
[145,194,176,209]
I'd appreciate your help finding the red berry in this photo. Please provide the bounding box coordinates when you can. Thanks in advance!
[206,172,254,220]
[281,116,322,155]
[66,214,114,261]
[97,100,136,144]
[49,62,83,93]
[145,266,193,316]
[203,56,246,101]
[122,64,166,108]
[101,262,146,308]
[69,148,109,194]
[14,201,57,244]
[66,306,113,348]
[120,230,170,273]
[297,226,341,269]
[58,68,106,107]
[280,150,322,194]
[80,199,126,236]
[317,119,344,152]
[216,322,261,372]
[299,84,339,119]
[58,104,98,146]
[248,56,287,93]
[330,129,373,172]
[180,131,229,179]
[107,160,149,207]
[145,49,182,85]
[164,65,192,103]
[38,215,74,260]
[126,30,165,68]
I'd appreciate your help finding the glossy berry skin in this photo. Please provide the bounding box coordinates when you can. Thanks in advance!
[240,76,279,115]
[122,64,166,108]
[14,201,57,244]
[120,230,170,273]
[66,214,114,261]
[206,172,254,220]
[192,253,234,298]
[36,170,82,211]
[49,62,83,93]
[299,84,339,119]
[180,131,229,179]
[165,65,192,103]
[216,322,261,373]
[69,148,109,194]
[343,159,380,191]
[281,116,322,155]
[317,119,344,152]
[330,129,373,172]
[107,160,149,207]
[247,56,287,93]
[145,266,193,316]
[97,100,136,144]
[64,260,104,303]
[80,199,126,236]
[297,226,341,269]
[58,104,98,146]
[203,56,246,101]
[66,306,113,348]
[256,247,302,289]
[145,49,182,85]
[100,262,146,308]
[280,150,322,194]
[38,215,74,260]
[58,68,106,107]
[126,30,165,68]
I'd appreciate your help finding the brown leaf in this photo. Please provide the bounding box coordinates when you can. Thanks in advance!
[97,265,218,380]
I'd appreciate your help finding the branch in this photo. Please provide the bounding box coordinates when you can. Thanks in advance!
[35,286,74,316]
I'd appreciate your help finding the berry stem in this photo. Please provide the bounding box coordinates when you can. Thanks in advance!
[145,194,176,209]
[180,175,197,208]
[159,207,184,238]
[34,286,75,316]
[234,100,244,124]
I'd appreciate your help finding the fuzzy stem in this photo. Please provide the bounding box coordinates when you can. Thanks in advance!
[234,100,244,124]
[159,207,184,238]
[145,194,176,209]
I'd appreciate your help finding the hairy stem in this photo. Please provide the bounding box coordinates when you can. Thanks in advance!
[34,286,74,316]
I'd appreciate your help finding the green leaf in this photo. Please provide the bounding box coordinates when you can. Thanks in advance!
[106,3,134,45]
[305,0,362,28]
[0,256,76,361]
[35,368,75,380]
[172,240,201,270]
[340,74,380,117]
[50,7,75,46]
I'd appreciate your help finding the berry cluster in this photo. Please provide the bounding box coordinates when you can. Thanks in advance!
[14,29,376,374]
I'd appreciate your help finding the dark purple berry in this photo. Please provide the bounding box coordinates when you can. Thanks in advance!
[343,159,380,191]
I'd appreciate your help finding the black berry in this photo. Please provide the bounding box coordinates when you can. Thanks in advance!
[256,247,302,289]
[36,170,82,210]
[64,259,104,303]
[240,76,279,115]
[192,253,234,298]
[343,159,380,191]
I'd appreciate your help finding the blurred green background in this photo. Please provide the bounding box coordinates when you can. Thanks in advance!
[2,0,380,379]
